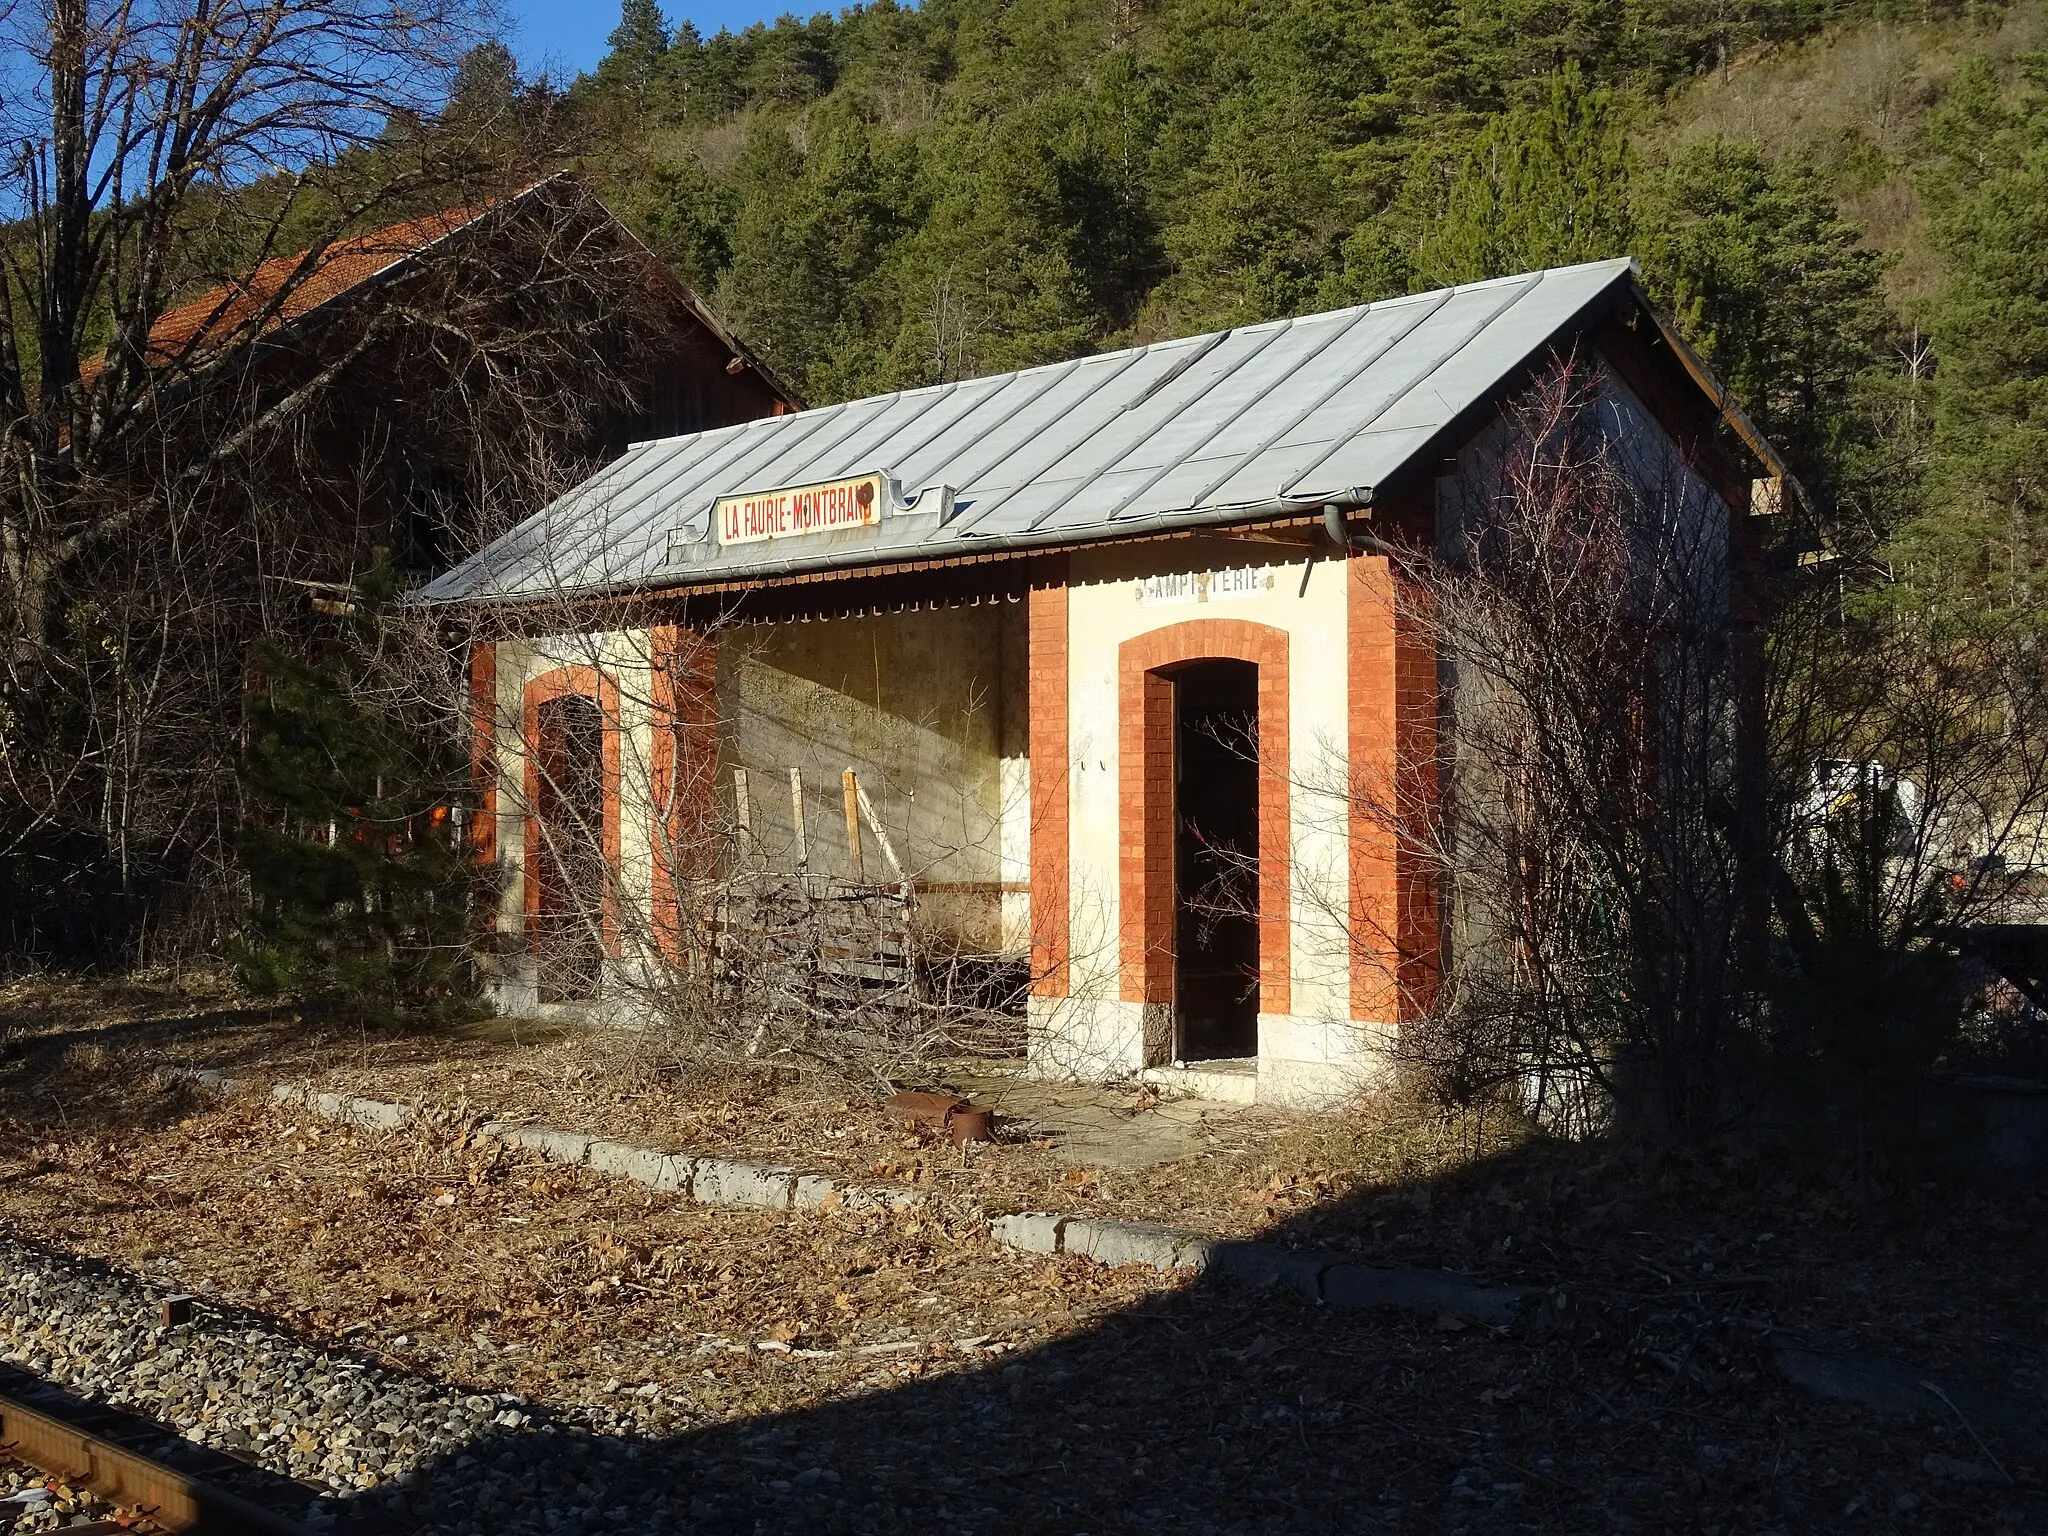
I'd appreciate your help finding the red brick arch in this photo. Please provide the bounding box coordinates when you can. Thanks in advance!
[1117,618,1291,1016]
[522,664,622,952]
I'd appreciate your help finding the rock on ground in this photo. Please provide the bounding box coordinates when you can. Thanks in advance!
[0,1238,710,1534]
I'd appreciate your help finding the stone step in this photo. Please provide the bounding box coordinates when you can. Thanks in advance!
[1139,1058,1260,1105]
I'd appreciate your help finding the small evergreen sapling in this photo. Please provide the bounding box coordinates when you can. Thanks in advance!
[232,564,485,1025]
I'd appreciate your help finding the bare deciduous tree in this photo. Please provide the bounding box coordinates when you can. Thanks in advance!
[1338,356,2048,1141]
[0,0,489,955]
[2,0,482,627]
[0,0,744,965]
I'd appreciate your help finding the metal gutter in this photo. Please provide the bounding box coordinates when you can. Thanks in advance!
[418,490,1373,613]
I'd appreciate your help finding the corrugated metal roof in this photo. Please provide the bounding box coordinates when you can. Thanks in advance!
[416,258,1644,606]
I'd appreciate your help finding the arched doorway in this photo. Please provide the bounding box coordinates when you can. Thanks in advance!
[526,682,614,1003]
[1118,618,1291,1064]
[1171,659,1262,1059]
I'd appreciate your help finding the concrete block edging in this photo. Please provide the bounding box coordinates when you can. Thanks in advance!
[238,1076,1531,1325]
[257,1078,926,1221]
[994,1208,1530,1323]
[228,1077,2048,1430]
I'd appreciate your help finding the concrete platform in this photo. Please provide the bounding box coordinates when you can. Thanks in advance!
[941,1063,1261,1169]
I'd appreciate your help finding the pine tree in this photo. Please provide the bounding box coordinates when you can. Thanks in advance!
[666,20,706,119]
[869,110,1097,390]
[1635,137,1895,518]
[1064,50,1169,331]
[633,151,737,293]
[1416,64,1633,286]
[713,108,905,400]
[1155,89,1337,331]
[448,41,520,122]
[599,0,670,104]
[232,563,483,1026]
[1914,54,2048,618]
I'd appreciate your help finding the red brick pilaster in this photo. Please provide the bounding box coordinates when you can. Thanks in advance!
[1117,619,1291,1015]
[468,639,497,865]
[1348,556,1440,1023]
[1028,566,1071,996]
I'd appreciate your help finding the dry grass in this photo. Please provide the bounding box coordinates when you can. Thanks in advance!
[0,1098,1174,1431]
[1649,1,2048,304]
[1,976,2045,1531]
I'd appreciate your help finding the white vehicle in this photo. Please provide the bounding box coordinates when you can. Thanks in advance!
[1801,759,1923,854]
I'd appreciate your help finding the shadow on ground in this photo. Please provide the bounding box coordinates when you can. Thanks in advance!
[333,1136,2048,1536]
[1,980,2043,1534]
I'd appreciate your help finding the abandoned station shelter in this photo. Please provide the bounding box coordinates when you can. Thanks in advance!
[419,257,1782,1108]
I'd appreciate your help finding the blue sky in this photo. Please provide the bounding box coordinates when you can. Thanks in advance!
[501,0,804,81]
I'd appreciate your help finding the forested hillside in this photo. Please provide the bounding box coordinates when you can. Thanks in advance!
[446,0,2047,616]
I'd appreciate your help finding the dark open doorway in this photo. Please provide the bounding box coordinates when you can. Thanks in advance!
[533,693,607,1002]
[1172,658,1260,1061]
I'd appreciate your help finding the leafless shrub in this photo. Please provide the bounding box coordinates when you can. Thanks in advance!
[1329,354,2048,1140]
[1347,356,1756,1137]
[1762,560,2048,1105]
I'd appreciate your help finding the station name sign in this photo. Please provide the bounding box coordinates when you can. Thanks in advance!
[716,471,886,547]
[1136,565,1277,607]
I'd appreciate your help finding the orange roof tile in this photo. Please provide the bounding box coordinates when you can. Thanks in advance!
[135,201,497,369]
[74,176,804,410]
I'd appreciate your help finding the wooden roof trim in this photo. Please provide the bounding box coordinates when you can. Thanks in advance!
[460,515,1334,632]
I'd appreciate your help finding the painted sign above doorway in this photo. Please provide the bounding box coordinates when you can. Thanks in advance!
[1135,565,1279,608]
[716,471,887,547]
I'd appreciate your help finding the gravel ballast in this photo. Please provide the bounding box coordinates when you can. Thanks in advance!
[0,1457,126,1531]
[0,1237,709,1534]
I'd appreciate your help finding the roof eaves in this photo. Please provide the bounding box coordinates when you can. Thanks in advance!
[409,487,1366,611]
[600,202,806,413]
[1627,274,1805,510]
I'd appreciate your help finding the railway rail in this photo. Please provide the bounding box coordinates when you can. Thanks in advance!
[0,1361,312,1535]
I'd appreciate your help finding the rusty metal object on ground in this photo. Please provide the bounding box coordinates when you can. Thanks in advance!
[948,1106,995,1145]
[887,1091,967,1129]
[0,1364,307,1534]
[160,1295,195,1328]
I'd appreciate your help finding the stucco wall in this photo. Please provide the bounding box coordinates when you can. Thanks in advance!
[478,627,667,1017]
[720,603,1026,955]
[1028,534,1359,1095]
[1026,363,1741,1107]
[478,606,1029,1013]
